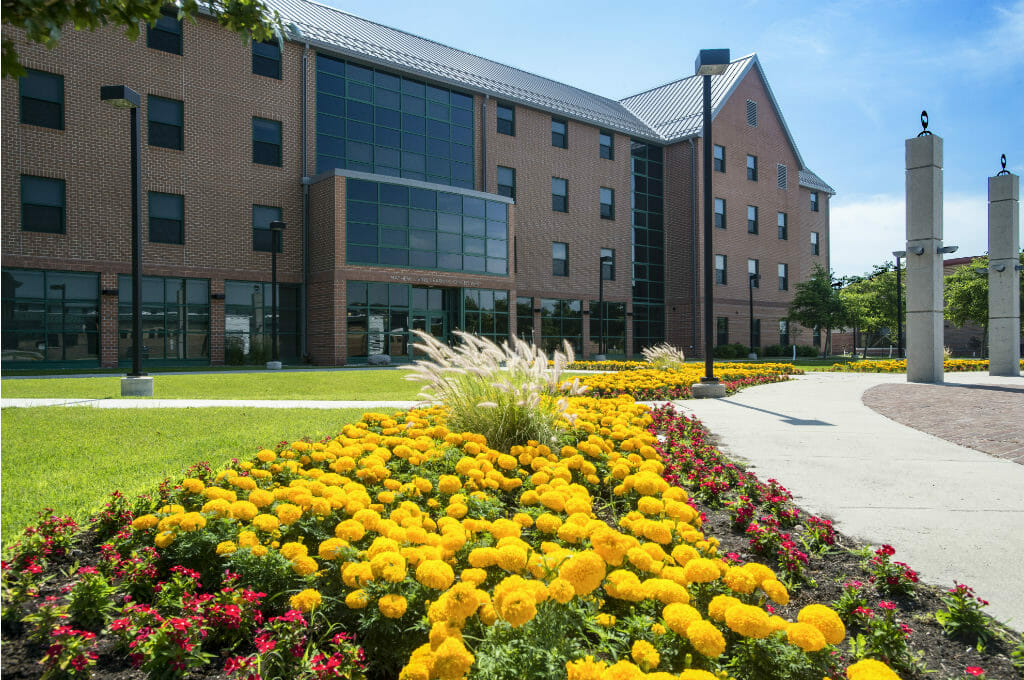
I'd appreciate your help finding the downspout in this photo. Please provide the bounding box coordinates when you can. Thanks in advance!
[687,138,698,355]
[481,95,489,192]
[298,30,311,361]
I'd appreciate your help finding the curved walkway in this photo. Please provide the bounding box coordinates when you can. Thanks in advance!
[674,370,1024,631]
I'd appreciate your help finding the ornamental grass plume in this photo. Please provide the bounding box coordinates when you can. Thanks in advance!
[406,330,587,452]
[641,342,687,370]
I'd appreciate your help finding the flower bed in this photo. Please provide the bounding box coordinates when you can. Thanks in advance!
[829,359,1024,373]
[580,364,802,400]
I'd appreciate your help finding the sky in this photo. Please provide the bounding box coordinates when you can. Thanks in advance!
[318,0,1022,278]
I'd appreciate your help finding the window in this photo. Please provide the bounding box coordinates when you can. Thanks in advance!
[813,327,822,347]
[119,275,209,362]
[1,269,101,365]
[746,154,757,181]
[716,317,729,346]
[599,131,613,159]
[552,242,568,277]
[551,118,567,148]
[747,205,758,234]
[713,144,724,172]
[714,198,725,229]
[779,320,789,346]
[811,231,820,256]
[516,296,534,341]
[715,254,726,285]
[778,263,789,291]
[19,69,63,130]
[589,300,626,355]
[496,103,515,135]
[148,95,183,150]
[600,187,614,219]
[253,205,282,252]
[777,163,788,189]
[748,259,759,287]
[746,99,757,127]
[252,117,282,166]
[147,7,182,55]
[601,248,615,281]
[227,280,300,361]
[497,166,515,199]
[462,288,511,344]
[252,39,282,79]
[20,176,65,233]
[752,319,761,349]
[810,191,819,212]
[148,192,184,244]
[777,212,788,240]
[552,177,568,212]
[540,298,582,355]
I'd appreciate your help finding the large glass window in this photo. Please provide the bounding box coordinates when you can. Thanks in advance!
[253,205,283,252]
[590,300,625,356]
[552,242,568,277]
[252,39,282,79]
[346,281,409,360]
[716,317,729,346]
[600,187,614,219]
[540,298,581,355]
[346,178,508,275]
[253,117,282,166]
[21,175,65,234]
[2,269,100,365]
[225,280,300,363]
[516,297,534,342]
[148,192,184,244]
[497,166,515,199]
[118,275,209,363]
[631,141,665,353]
[20,69,64,130]
[497,103,515,136]
[316,54,475,188]
[552,177,568,212]
[147,7,182,54]
[632,303,665,357]
[148,96,183,150]
[462,288,509,344]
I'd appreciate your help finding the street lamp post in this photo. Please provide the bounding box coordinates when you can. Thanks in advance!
[267,220,286,369]
[598,254,613,357]
[50,283,66,361]
[693,48,730,399]
[101,85,152,396]
[892,250,905,358]
[830,280,843,357]
[748,273,760,359]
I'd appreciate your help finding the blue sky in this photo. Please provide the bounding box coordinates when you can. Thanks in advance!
[320,0,1023,277]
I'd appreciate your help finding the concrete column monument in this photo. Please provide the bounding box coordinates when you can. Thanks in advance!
[987,157,1020,376]
[904,114,945,383]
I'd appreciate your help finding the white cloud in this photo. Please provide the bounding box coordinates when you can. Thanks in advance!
[829,192,1011,277]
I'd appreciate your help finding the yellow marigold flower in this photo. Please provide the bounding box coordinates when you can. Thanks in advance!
[291,556,318,577]
[724,566,757,595]
[429,621,464,648]
[602,660,644,680]
[345,589,369,609]
[252,513,279,533]
[416,560,455,590]
[786,622,827,652]
[725,603,772,639]
[229,500,259,522]
[160,504,185,515]
[663,602,702,635]
[651,623,666,636]
[566,655,607,680]
[251,545,268,557]
[334,519,365,542]
[707,594,743,622]
[178,512,206,532]
[512,512,534,528]
[761,578,789,605]
[446,503,468,519]
[442,582,481,622]
[378,593,408,619]
[202,498,231,517]
[216,540,237,556]
[237,530,259,548]
[181,478,205,494]
[275,503,302,525]
[154,530,175,548]
[631,639,660,671]
[535,513,563,535]
[432,637,474,680]
[769,615,789,633]
[682,557,720,584]
[229,476,257,491]
[547,577,575,604]
[743,561,776,586]
[538,490,566,512]
[595,613,616,628]
[460,568,487,585]
[496,545,528,573]
[318,538,348,560]
[678,670,719,680]
[341,560,372,586]
[256,449,277,463]
[468,547,498,568]
[670,543,699,566]
[644,578,689,604]
[248,489,274,508]
[131,514,159,531]
[797,604,846,646]
[686,619,726,657]
[845,659,902,680]
[560,550,606,596]
[495,587,537,627]
[370,552,408,583]
[289,588,321,613]
[280,541,308,560]
[637,496,664,515]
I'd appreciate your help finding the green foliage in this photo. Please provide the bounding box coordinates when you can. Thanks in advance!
[3,0,281,78]
[473,601,593,680]
[944,256,991,332]
[713,343,749,359]
[935,583,994,651]
[68,568,118,631]
[841,264,904,337]
[787,264,847,355]
[641,342,687,370]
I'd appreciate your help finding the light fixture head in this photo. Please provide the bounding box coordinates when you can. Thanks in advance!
[892,250,907,258]
[600,255,613,264]
[937,245,959,254]
[974,267,989,275]
[909,246,925,255]
[695,49,731,76]
[992,263,1007,272]
[269,220,286,232]
[100,85,140,109]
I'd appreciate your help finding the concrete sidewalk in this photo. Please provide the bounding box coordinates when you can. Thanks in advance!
[674,371,1024,632]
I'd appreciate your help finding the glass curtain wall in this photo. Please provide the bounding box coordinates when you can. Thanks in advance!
[630,142,666,354]
[589,301,626,356]
[118,275,209,364]
[224,281,301,364]
[539,298,582,355]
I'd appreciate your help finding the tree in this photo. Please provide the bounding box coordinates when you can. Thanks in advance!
[943,253,1024,356]
[786,263,847,357]
[2,0,281,78]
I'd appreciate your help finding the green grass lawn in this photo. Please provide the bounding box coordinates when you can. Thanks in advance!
[0,369,425,401]
[0,407,386,545]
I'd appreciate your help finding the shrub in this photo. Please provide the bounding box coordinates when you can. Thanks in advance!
[641,343,686,370]
[796,345,819,358]
[763,344,785,357]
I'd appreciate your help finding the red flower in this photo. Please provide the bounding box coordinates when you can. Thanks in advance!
[965,667,985,676]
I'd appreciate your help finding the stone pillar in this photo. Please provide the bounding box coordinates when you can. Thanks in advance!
[905,134,945,383]
[988,170,1021,376]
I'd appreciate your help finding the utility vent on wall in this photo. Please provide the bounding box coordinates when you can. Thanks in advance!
[777,164,787,189]
[746,99,758,127]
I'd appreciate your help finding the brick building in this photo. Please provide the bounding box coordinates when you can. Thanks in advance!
[1,1,833,368]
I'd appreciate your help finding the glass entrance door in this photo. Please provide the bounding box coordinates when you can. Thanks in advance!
[411,287,448,356]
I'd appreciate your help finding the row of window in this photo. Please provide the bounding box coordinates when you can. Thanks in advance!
[495,167,615,218]
[495,102,615,159]
[716,317,792,348]
[715,257,789,290]
[712,144,822,207]
[147,7,283,78]
[551,244,615,280]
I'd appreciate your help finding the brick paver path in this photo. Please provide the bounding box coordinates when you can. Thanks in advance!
[863,381,1024,464]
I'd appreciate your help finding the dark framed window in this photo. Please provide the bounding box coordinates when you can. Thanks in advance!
[779,320,789,346]
[601,248,615,281]
[600,187,614,219]
[20,176,65,233]
[227,280,300,362]
[746,154,757,181]
[552,177,568,212]
[1,269,101,365]
[778,263,789,291]
[599,131,613,159]
[516,296,534,341]
[253,205,282,252]
[748,259,759,288]
[810,191,819,212]
[148,192,184,244]
[551,118,567,148]
[540,298,582,355]
[777,212,788,240]
[747,205,758,234]
[148,95,183,150]
[147,7,182,55]
[589,300,625,355]
[496,103,515,135]
[19,69,64,130]
[715,254,726,285]
[811,231,820,256]
[118,275,210,363]
[252,39,282,79]
[713,144,725,172]
[552,242,568,277]
[716,317,728,346]
[497,166,515,199]
[252,117,282,166]
[714,197,725,229]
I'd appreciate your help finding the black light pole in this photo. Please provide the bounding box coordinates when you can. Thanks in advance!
[748,273,760,358]
[50,283,66,361]
[268,220,286,367]
[101,85,150,395]
[892,250,905,358]
[695,49,730,389]
[830,280,843,358]
[598,254,613,356]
